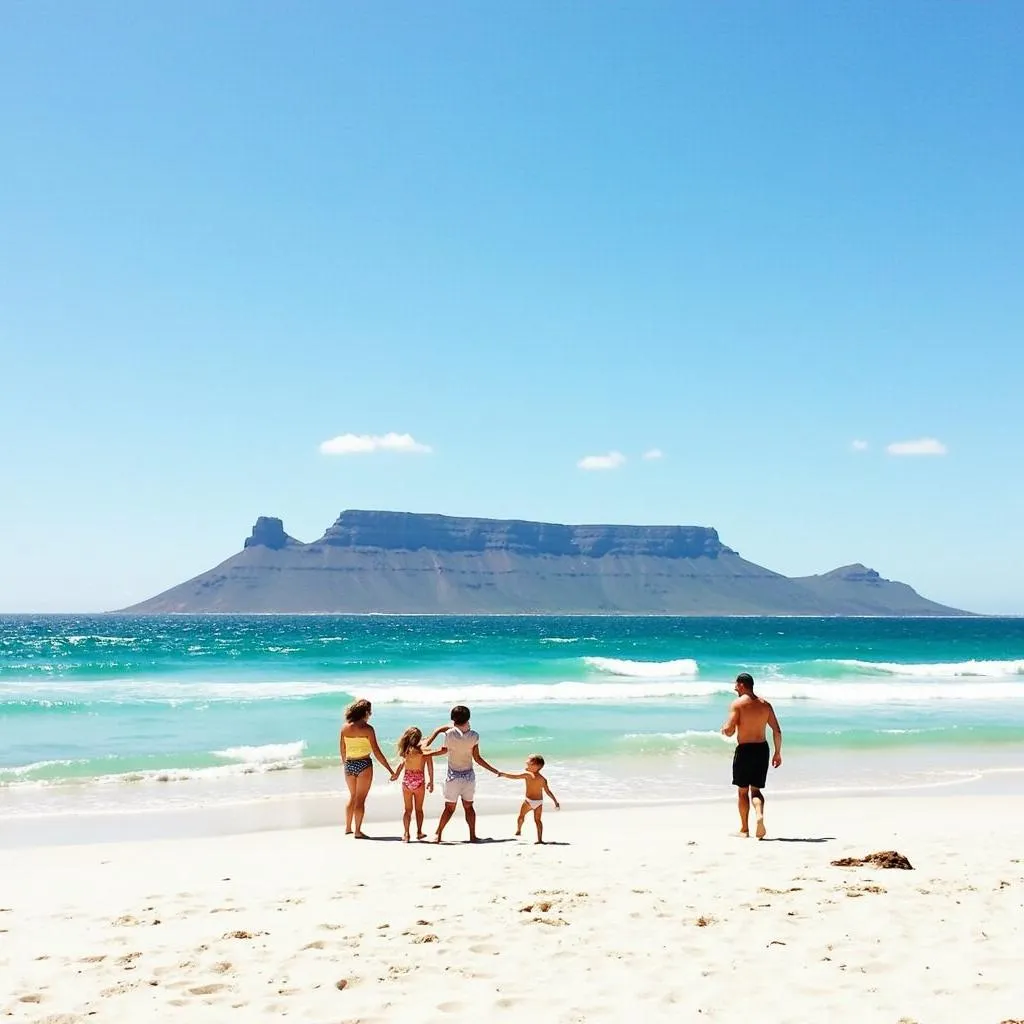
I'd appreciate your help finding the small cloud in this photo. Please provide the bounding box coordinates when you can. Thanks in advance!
[319,432,432,455]
[886,437,948,457]
[577,451,626,471]
[850,439,869,452]
[642,448,664,460]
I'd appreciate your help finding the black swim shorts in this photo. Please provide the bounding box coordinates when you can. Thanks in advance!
[732,741,770,789]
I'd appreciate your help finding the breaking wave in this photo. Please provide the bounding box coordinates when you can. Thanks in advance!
[583,656,699,678]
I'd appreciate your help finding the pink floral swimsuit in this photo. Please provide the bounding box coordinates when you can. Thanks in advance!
[403,768,425,792]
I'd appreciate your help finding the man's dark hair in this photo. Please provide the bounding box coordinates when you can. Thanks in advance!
[735,672,755,691]
[450,705,471,726]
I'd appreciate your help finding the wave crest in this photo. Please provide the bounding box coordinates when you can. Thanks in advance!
[832,658,1024,679]
[213,741,307,764]
[583,656,699,678]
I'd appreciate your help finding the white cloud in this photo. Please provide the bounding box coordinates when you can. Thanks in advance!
[642,448,664,460]
[850,439,869,452]
[886,437,948,457]
[577,451,626,471]
[319,432,433,455]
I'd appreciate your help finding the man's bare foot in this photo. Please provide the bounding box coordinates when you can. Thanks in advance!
[734,830,750,838]
[345,828,353,835]
[416,832,427,840]
[402,834,410,843]
[432,834,443,844]
[535,840,545,845]
[515,830,521,837]
[354,831,369,839]
[469,835,482,843]
[755,819,766,840]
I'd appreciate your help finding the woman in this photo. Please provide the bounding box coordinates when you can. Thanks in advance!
[339,699,395,838]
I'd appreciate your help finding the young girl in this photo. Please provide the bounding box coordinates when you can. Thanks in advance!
[339,699,395,839]
[393,727,436,842]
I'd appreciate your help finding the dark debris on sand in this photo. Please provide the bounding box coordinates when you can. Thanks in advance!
[831,850,913,870]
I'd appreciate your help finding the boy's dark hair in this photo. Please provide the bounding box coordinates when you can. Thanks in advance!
[450,705,471,726]
[527,753,545,768]
[345,698,372,723]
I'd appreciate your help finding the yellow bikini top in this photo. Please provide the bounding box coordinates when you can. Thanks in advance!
[344,735,372,759]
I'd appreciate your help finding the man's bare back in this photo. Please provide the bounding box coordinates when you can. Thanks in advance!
[729,693,775,745]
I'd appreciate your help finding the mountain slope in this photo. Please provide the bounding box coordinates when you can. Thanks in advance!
[119,511,969,616]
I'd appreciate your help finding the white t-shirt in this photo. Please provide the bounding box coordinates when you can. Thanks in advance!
[445,726,479,773]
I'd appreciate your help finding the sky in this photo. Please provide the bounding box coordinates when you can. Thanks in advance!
[1,2,1022,614]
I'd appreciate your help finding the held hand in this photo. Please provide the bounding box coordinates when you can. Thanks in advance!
[427,782,434,793]
[772,753,782,769]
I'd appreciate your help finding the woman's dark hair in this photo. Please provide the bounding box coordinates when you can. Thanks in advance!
[344,698,372,723]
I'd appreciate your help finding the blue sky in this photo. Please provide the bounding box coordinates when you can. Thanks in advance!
[1,2,1021,613]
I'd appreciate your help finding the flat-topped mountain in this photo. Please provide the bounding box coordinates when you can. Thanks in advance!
[119,510,968,615]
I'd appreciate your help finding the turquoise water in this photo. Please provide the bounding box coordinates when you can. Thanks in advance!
[2,615,1023,812]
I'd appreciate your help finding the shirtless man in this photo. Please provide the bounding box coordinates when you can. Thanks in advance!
[721,672,782,839]
[424,705,501,843]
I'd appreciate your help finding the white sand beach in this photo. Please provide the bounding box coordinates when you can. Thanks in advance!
[2,793,1023,1023]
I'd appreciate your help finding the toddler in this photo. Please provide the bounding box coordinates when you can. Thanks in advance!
[498,754,560,844]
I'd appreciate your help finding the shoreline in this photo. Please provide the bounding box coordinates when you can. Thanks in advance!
[4,758,1024,850]
[2,793,1021,1022]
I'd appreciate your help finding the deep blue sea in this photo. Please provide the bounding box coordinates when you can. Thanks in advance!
[2,615,1023,820]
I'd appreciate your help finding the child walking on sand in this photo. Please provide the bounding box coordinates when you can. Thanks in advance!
[393,727,436,842]
[498,754,560,844]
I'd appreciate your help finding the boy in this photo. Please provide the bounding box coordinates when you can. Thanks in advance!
[424,705,501,843]
[498,754,560,844]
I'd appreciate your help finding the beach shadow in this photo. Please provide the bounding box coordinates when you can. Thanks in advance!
[465,838,518,845]
[762,837,835,844]
[358,836,407,843]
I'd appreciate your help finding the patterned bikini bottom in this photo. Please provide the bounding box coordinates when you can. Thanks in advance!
[345,757,372,777]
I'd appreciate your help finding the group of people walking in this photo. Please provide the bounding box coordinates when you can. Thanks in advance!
[339,699,559,844]
[339,672,782,843]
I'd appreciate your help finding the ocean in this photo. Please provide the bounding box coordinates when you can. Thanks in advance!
[2,615,1023,835]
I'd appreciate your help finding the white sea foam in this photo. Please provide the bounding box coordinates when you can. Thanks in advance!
[213,741,307,764]
[359,678,1024,704]
[360,681,725,704]
[0,680,347,703]
[623,730,733,744]
[833,658,1024,678]
[0,758,86,778]
[540,637,581,644]
[584,656,699,678]
[63,635,138,645]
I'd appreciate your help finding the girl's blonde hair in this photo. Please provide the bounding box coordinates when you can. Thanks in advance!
[396,726,423,757]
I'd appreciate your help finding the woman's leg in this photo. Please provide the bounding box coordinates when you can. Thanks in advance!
[344,772,358,833]
[402,788,413,842]
[413,788,426,838]
[353,766,373,837]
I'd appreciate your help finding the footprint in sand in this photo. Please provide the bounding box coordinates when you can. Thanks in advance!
[18,994,43,1004]
[437,1002,466,1014]
[189,983,228,996]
